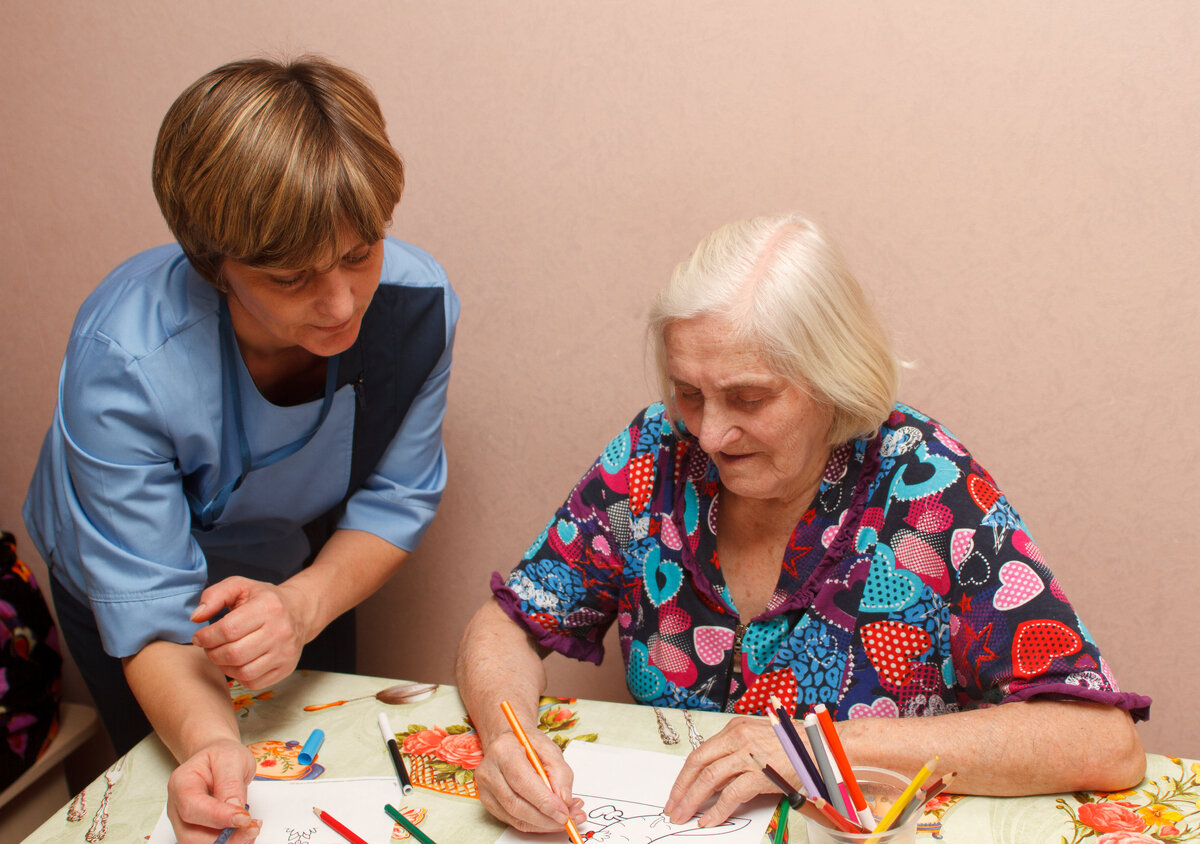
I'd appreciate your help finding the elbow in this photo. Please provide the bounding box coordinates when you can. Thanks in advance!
[1081,709,1146,792]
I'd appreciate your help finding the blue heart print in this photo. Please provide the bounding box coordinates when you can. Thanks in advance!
[626,641,667,701]
[887,442,960,504]
[861,546,923,612]
[522,519,552,560]
[642,544,683,606]
[742,616,790,674]
[601,428,632,474]
[555,519,579,546]
[683,480,699,534]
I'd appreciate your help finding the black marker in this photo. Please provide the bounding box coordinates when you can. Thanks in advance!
[378,712,413,795]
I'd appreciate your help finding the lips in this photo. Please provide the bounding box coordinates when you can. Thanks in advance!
[313,317,354,333]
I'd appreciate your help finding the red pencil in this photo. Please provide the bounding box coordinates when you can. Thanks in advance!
[810,795,866,834]
[813,703,874,828]
[313,806,369,844]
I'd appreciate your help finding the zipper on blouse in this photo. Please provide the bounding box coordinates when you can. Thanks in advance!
[722,623,747,713]
[353,373,366,411]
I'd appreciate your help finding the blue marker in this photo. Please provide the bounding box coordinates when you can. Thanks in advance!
[297,729,325,766]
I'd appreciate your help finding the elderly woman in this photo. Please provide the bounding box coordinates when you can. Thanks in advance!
[456,213,1148,833]
[24,57,457,843]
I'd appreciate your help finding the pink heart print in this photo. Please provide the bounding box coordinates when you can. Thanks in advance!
[659,517,683,551]
[950,528,975,570]
[993,560,1044,611]
[894,533,949,591]
[659,602,691,635]
[693,626,735,666]
[848,697,900,719]
[1012,530,1045,564]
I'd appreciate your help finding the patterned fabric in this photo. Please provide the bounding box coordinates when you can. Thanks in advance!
[1,531,62,790]
[493,403,1151,722]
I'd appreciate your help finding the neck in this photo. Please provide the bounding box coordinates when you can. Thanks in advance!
[225,296,325,405]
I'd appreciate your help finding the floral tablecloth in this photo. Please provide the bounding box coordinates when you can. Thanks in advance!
[19,670,1195,843]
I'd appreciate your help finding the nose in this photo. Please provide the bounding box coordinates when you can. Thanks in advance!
[313,268,356,323]
[697,405,741,454]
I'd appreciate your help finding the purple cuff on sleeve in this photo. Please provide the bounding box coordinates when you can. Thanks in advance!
[1001,683,1152,722]
[490,571,605,666]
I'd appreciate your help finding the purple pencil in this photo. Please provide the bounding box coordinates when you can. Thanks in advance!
[765,708,824,800]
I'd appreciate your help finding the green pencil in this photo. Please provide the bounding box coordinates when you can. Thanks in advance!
[773,796,789,844]
[384,803,438,844]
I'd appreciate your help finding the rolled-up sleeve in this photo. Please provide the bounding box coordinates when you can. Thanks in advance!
[57,334,206,657]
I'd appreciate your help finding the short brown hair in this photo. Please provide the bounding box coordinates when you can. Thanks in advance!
[152,56,404,285]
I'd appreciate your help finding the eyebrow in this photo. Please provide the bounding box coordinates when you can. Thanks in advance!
[669,375,780,392]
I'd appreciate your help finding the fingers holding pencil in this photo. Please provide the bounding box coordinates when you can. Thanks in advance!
[474,705,584,835]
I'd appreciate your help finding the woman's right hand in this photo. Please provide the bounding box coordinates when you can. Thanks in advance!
[166,738,260,844]
[473,728,586,833]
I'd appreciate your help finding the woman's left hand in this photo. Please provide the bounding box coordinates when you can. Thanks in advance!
[663,715,795,828]
[190,576,314,689]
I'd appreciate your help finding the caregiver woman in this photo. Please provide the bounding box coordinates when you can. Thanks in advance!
[24,57,458,843]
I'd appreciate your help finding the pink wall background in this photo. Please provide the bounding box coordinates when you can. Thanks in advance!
[3,2,1197,781]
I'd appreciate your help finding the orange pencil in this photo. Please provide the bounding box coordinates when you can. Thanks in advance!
[500,700,585,844]
[813,703,874,828]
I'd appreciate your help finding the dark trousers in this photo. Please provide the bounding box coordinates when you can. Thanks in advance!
[51,575,356,756]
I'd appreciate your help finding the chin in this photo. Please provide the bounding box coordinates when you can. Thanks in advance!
[305,323,361,356]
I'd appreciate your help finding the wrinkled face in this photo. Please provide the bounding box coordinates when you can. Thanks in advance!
[664,315,834,506]
[220,230,384,358]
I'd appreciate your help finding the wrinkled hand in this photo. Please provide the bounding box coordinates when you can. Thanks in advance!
[664,715,794,827]
[167,739,260,844]
[191,577,314,689]
[474,728,586,833]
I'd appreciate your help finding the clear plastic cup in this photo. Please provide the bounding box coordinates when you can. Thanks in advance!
[803,766,923,844]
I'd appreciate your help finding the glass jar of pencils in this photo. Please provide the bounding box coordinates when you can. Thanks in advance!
[802,767,923,844]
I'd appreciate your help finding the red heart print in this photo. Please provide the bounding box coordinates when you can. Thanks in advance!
[968,475,1000,512]
[861,621,932,688]
[628,454,655,515]
[733,668,798,715]
[530,613,559,634]
[1013,620,1082,678]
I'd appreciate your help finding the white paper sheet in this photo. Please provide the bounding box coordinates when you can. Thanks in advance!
[496,741,777,843]
[147,776,402,844]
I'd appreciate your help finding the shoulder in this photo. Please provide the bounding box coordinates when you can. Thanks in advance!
[380,237,453,292]
[877,402,976,465]
[378,236,460,325]
[70,244,218,361]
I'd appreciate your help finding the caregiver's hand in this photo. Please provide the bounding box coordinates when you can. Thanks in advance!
[664,715,794,828]
[167,738,260,844]
[474,728,586,833]
[190,576,314,689]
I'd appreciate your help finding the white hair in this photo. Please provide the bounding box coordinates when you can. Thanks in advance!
[648,213,900,446]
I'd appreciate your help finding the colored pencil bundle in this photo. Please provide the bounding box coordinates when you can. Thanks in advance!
[759,696,952,836]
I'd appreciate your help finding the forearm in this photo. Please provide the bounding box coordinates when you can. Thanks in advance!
[839,700,1145,795]
[455,598,551,742]
[123,640,241,760]
[281,528,410,643]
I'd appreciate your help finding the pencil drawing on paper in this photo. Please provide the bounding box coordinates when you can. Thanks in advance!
[581,795,751,843]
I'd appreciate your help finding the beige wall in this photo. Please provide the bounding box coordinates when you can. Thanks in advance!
[2,1,1197,784]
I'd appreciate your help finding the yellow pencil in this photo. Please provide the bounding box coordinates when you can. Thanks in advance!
[500,700,585,844]
[869,757,937,839]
